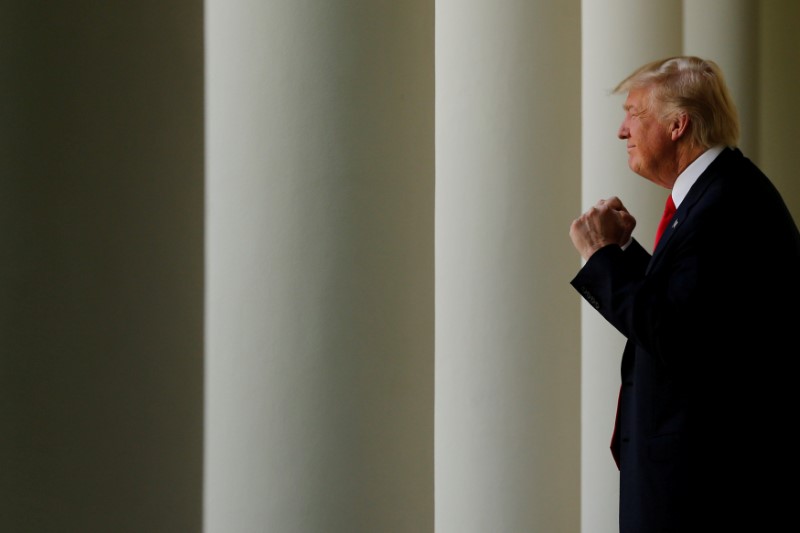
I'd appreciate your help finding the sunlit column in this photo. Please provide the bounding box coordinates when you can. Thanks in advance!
[435,2,581,532]
[204,1,434,532]
[581,1,682,532]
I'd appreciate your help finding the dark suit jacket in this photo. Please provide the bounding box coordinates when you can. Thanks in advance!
[572,148,800,533]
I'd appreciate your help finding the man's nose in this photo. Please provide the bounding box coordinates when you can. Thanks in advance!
[617,122,628,139]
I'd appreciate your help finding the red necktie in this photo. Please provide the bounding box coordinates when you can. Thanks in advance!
[610,390,621,469]
[654,194,677,248]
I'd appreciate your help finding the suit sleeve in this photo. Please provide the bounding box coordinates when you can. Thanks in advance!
[569,238,682,361]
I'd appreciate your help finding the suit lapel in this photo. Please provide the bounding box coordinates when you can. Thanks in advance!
[645,147,737,274]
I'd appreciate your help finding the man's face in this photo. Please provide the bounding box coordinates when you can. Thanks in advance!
[617,87,675,187]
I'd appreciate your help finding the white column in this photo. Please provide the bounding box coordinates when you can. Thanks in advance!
[581,1,682,532]
[435,2,581,532]
[683,0,759,157]
[758,0,800,221]
[204,2,434,532]
[0,3,204,531]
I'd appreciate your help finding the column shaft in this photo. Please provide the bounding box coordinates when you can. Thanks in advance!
[204,2,435,531]
[683,0,759,156]
[435,1,581,531]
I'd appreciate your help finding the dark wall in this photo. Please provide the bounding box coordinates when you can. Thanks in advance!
[0,2,204,531]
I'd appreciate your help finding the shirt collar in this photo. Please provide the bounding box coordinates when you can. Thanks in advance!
[671,145,725,207]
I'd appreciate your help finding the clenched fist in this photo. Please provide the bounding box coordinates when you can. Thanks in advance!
[570,196,636,260]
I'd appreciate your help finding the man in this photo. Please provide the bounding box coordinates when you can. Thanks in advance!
[569,56,800,532]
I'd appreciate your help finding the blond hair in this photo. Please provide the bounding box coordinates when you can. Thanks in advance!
[614,56,740,149]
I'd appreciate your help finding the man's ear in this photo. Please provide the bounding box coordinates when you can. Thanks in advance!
[670,113,690,141]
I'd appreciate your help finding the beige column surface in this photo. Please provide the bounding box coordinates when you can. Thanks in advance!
[0,3,204,531]
[204,1,434,532]
[581,1,682,532]
[683,0,759,157]
[435,1,581,532]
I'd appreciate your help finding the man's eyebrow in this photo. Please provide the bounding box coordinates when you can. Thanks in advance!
[623,104,644,115]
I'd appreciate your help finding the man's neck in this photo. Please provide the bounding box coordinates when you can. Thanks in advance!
[674,143,707,179]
